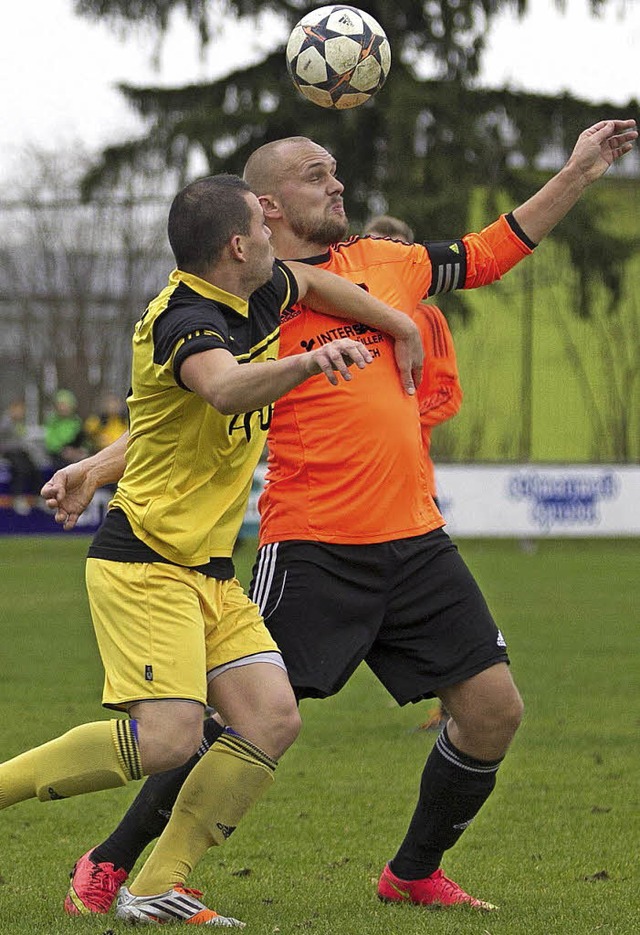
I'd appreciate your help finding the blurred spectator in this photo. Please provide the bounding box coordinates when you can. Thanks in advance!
[44,389,89,472]
[0,398,42,515]
[84,392,128,453]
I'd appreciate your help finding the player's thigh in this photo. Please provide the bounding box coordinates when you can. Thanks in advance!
[202,575,281,671]
[86,558,208,709]
[367,529,509,704]
[250,540,387,698]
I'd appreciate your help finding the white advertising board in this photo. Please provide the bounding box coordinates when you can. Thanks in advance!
[436,465,640,537]
[244,464,640,538]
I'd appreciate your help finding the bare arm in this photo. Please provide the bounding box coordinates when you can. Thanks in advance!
[40,430,128,530]
[286,260,423,394]
[181,337,372,415]
[513,119,637,244]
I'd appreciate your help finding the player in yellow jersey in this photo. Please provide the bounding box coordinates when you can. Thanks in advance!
[0,172,425,927]
[43,120,636,917]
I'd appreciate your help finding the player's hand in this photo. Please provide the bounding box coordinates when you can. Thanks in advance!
[569,119,637,183]
[392,320,424,396]
[40,462,97,530]
[305,337,373,385]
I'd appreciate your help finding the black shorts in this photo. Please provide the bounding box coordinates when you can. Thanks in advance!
[250,528,509,705]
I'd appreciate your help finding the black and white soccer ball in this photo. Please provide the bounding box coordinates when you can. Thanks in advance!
[286,5,391,110]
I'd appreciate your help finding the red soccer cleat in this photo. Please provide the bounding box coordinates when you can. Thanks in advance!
[64,848,128,915]
[377,863,496,910]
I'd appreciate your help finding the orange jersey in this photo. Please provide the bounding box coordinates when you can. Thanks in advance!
[259,213,533,545]
[413,304,463,498]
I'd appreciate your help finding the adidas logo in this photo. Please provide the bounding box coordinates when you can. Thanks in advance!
[216,822,236,840]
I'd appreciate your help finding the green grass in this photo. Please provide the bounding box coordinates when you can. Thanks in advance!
[1,536,639,934]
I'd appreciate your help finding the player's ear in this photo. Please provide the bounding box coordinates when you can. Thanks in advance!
[258,194,282,220]
[229,233,246,262]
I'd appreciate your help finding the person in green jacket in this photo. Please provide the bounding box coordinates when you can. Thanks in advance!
[44,389,88,471]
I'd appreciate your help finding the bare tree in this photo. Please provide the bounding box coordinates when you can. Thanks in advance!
[0,146,173,418]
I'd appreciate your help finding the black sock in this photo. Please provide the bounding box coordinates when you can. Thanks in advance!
[91,718,225,873]
[390,726,502,881]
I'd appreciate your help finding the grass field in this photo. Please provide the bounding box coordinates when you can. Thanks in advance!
[0,535,639,934]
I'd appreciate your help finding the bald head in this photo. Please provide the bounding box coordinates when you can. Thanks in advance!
[243,136,348,256]
[244,137,319,196]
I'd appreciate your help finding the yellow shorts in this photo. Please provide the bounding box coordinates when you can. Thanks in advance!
[86,559,280,710]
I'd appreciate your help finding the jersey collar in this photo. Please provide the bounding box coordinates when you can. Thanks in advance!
[289,249,332,266]
[171,268,249,318]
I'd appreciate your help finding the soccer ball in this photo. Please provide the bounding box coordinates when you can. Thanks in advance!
[286,5,391,110]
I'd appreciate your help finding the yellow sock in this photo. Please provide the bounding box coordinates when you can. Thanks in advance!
[130,730,276,896]
[0,719,142,808]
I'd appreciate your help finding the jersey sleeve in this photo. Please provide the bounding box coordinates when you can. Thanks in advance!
[271,259,300,311]
[414,304,463,430]
[153,300,231,389]
[424,212,535,297]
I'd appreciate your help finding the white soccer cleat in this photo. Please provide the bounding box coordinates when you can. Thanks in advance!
[115,884,245,926]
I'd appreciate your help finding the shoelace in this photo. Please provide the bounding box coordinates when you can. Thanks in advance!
[92,864,122,891]
[432,871,475,903]
[80,865,120,912]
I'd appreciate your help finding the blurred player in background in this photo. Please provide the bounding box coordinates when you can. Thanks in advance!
[44,119,637,917]
[363,213,463,512]
[364,213,463,732]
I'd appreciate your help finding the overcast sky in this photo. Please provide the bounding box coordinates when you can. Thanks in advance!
[1,0,638,181]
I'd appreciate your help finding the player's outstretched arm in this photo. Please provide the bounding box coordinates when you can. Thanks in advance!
[513,119,637,244]
[181,338,372,415]
[40,431,129,530]
[287,260,424,394]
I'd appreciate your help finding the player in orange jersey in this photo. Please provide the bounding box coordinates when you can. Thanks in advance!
[44,120,637,916]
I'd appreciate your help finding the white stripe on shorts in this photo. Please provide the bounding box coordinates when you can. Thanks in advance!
[207,650,287,682]
[251,541,278,613]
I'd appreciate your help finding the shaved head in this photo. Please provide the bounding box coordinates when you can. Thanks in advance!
[244,137,319,196]
[244,137,349,253]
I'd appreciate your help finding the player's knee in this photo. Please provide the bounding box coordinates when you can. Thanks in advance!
[134,706,205,773]
[282,703,303,747]
[481,686,523,738]
[268,700,302,757]
[456,686,523,743]
[499,690,524,739]
[142,727,202,773]
[257,698,302,760]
